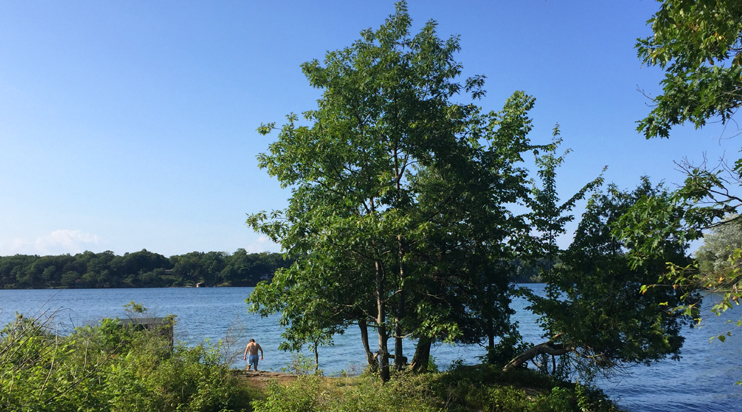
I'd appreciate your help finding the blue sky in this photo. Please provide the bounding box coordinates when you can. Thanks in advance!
[0,0,737,257]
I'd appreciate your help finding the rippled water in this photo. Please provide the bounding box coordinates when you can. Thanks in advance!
[0,285,740,411]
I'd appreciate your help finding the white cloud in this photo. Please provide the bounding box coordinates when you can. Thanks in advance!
[244,235,281,253]
[0,230,102,256]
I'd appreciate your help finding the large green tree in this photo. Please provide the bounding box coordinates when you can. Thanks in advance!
[509,180,699,378]
[246,2,537,381]
[501,128,603,375]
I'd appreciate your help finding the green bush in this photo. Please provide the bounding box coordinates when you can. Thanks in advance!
[251,373,440,412]
[281,352,319,375]
[251,376,322,412]
[0,308,250,412]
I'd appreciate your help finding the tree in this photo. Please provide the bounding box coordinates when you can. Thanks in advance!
[528,126,605,300]
[623,0,742,346]
[508,180,699,379]
[171,252,205,286]
[247,2,537,381]
[505,127,603,375]
[637,0,742,139]
[696,214,742,276]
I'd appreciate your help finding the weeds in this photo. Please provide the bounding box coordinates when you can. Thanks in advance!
[0,304,250,412]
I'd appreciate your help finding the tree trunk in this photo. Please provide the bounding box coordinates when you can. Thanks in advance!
[502,339,573,372]
[375,260,390,382]
[313,338,319,373]
[377,317,390,382]
[394,233,406,371]
[409,335,432,373]
[359,318,377,371]
[394,291,405,371]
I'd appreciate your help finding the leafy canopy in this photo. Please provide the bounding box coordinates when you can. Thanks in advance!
[637,0,742,138]
[623,0,742,346]
[526,179,698,379]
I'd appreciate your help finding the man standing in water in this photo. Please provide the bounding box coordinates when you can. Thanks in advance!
[243,338,264,371]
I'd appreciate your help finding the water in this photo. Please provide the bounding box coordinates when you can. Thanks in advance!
[0,285,740,411]
[594,293,742,412]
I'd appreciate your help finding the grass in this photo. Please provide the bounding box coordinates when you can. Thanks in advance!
[236,364,623,412]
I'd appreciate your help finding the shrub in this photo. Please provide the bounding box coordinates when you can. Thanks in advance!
[251,373,440,412]
[0,307,250,412]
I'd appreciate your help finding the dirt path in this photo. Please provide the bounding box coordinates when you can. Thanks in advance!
[232,370,300,390]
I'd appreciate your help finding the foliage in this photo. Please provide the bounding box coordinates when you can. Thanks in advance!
[0,305,249,412]
[250,365,619,412]
[528,126,605,271]
[637,0,742,139]
[626,1,742,371]
[0,249,289,289]
[499,126,604,378]
[281,352,319,375]
[616,184,742,344]
[527,126,604,338]
[481,334,531,369]
[247,1,537,380]
[523,179,699,379]
[695,213,742,277]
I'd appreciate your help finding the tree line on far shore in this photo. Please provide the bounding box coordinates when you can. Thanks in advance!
[0,248,546,290]
[0,249,291,289]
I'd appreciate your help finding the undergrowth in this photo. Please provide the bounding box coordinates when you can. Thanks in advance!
[0,305,250,412]
[250,364,621,412]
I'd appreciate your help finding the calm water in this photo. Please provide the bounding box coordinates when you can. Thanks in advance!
[0,285,740,411]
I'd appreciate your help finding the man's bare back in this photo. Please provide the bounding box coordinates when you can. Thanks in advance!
[243,339,264,371]
[246,341,262,355]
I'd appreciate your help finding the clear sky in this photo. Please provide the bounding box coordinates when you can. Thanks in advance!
[1,0,737,257]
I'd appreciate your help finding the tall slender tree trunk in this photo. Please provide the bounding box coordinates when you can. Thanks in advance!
[375,260,390,382]
[394,233,405,371]
[409,335,432,373]
[391,149,407,372]
[394,298,404,370]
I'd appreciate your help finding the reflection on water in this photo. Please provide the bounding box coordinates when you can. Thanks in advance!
[0,285,740,411]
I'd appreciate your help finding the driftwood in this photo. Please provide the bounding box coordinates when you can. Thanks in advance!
[502,335,573,372]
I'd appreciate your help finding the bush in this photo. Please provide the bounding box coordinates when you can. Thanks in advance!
[0,307,250,412]
[281,352,319,375]
[251,373,439,412]
[251,376,322,412]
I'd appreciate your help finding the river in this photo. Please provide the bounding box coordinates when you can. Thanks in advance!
[0,285,739,411]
